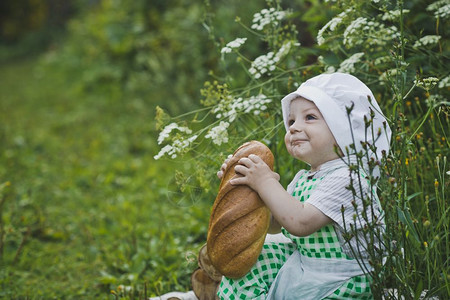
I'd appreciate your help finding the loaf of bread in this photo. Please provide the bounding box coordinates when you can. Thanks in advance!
[207,141,274,278]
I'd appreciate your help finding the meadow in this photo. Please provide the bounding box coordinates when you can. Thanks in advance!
[0,0,449,299]
[0,58,211,298]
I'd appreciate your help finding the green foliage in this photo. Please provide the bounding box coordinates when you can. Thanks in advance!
[0,59,211,298]
[45,0,265,116]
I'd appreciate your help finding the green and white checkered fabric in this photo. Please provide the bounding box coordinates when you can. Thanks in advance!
[218,242,297,300]
[324,275,373,299]
[217,172,373,299]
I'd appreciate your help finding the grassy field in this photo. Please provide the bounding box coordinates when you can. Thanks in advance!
[0,57,211,298]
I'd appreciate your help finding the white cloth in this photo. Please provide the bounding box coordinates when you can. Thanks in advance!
[266,251,369,300]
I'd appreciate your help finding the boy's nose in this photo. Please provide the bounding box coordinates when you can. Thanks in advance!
[289,121,303,133]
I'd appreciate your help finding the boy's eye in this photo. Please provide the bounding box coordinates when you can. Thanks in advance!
[305,114,317,121]
[288,119,295,126]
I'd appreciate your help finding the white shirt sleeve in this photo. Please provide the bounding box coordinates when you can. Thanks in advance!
[306,168,380,230]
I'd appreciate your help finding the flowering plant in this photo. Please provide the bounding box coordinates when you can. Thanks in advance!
[155,0,449,297]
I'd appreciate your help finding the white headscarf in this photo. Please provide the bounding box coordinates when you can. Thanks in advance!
[281,72,391,162]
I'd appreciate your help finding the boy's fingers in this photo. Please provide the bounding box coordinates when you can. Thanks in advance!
[224,154,233,164]
[238,157,254,168]
[248,154,261,162]
[234,164,247,175]
[230,177,246,185]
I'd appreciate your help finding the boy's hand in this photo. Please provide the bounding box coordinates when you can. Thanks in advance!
[217,154,233,179]
[231,154,280,191]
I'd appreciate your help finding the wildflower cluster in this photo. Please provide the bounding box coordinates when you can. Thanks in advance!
[381,9,410,21]
[221,38,247,54]
[414,77,440,91]
[343,17,400,47]
[154,92,272,159]
[251,8,287,31]
[212,94,272,121]
[154,134,198,160]
[427,0,450,19]
[317,8,401,50]
[249,41,296,79]
[317,9,351,45]
[157,123,192,145]
[337,52,364,73]
[154,122,198,160]
[438,75,450,88]
[413,35,441,48]
[249,52,279,79]
[205,121,230,146]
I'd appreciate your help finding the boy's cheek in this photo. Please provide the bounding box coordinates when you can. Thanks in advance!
[284,133,292,153]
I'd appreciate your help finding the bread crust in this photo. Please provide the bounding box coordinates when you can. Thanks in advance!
[207,141,274,278]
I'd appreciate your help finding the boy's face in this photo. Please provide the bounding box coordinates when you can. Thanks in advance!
[284,97,340,171]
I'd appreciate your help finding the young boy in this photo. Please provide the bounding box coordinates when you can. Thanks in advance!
[217,73,391,299]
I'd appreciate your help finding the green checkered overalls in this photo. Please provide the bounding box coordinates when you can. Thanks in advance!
[217,172,373,300]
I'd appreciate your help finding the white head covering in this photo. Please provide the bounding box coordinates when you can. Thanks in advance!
[281,72,391,162]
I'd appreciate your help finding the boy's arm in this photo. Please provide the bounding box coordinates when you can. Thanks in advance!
[232,154,332,237]
[268,215,282,234]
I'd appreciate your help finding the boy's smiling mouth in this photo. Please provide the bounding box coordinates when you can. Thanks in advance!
[291,138,309,145]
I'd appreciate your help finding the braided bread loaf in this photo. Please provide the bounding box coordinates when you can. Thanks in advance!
[207,141,273,278]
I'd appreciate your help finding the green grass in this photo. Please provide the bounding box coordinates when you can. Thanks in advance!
[0,57,211,298]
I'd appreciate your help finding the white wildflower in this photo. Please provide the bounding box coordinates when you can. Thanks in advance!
[343,17,400,47]
[251,8,287,31]
[427,1,450,19]
[343,17,367,46]
[276,41,297,60]
[382,9,410,21]
[414,77,440,90]
[248,41,297,79]
[154,144,173,160]
[325,65,336,73]
[413,35,441,48]
[221,38,247,54]
[242,94,272,115]
[154,135,198,160]
[317,10,349,45]
[438,75,450,88]
[205,121,230,145]
[249,52,277,79]
[318,55,336,73]
[212,94,272,122]
[157,123,192,145]
[337,52,364,73]
[435,4,450,18]
[317,55,325,64]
